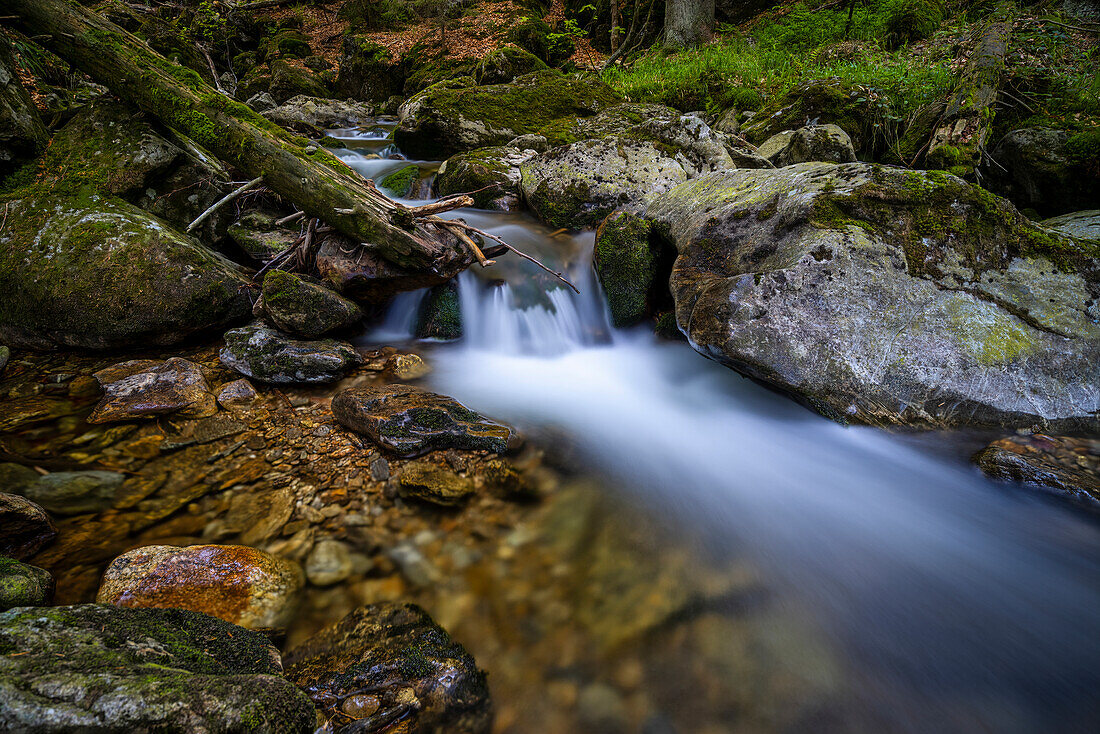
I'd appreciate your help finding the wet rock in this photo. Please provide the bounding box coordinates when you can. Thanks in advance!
[387,353,431,380]
[0,604,315,732]
[0,193,251,351]
[96,544,304,631]
[262,94,373,130]
[379,164,422,197]
[228,210,301,262]
[416,280,464,340]
[18,470,125,516]
[650,163,1100,430]
[0,558,54,611]
[1042,210,1100,241]
[261,270,363,338]
[473,47,548,84]
[974,435,1100,512]
[763,124,857,166]
[216,378,260,409]
[594,211,668,327]
[89,358,217,423]
[399,462,476,506]
[982,128,1100,217]
[284,603,491,734]
[0,493,57,560]
[315,234,450,304]
[305,539,353,586]
[436,146,537,209]
[332,384,519,457]
[395,70,621,159]
[221,325,361,384]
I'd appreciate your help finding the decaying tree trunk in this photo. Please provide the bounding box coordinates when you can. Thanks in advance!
[664,0,716,50]
[923,4,1014,178]
[3,0,470,274]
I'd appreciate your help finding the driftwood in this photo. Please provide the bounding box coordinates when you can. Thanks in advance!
[922,4,1014,177]
[3,0,473,275]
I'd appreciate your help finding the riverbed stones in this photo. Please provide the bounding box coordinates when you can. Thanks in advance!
[89,358,217,423]
[283,603,491,734]
[394,69,622,159]
[261,270,363,338]
[0,194,251,351]
[220,325,361,384]
[304,538,353,587]
[974,435,1100,512]
[650,162,1100,430]
[0,493,57,560]
[96,544,304,631]
[0,604,315,732]
[399,461,476,506]
[332,384,519,457]
[0,558,53,610]
[17,470,126,516]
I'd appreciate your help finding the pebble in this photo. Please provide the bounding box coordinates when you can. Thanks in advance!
[305,538,353,586]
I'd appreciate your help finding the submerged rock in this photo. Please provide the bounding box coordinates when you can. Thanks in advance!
[216,378,260,409]
[283,603,491,734]
[0,493,57,560]
[394,70,621,159]
[0,604,315,732]
[304,539,353,587]
[89,358,218,423]
[332,384,519,457]
[220,325,361,384]
[650,163,1100,430]
[96,544,304,631]
[974,435,1100,512]
[17,470,126,516]
[261,270,363,338]
[399,461,476,506]
[0,558,53,611]
[0,193,250,350]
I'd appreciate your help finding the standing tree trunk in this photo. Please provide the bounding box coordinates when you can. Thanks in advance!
[924,4,1014,178]
[664,0,716,50]
[3,0,471,274]
[610,0,622,52]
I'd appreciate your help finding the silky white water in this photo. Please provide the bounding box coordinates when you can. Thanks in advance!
[335,125,1100,732]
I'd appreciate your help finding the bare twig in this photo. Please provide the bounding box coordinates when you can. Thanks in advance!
[187,176,263,232]
[442,222,495,267]
[275,210,305,226]
[405,196,474,218]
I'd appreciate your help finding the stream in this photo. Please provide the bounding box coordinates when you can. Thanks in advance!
[326,124,1100,733]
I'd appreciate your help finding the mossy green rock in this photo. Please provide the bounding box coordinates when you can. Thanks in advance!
[435,146,535,209]
[379,164,422,197]
[0,604,315,732]
[220,325,361,384]
[399,461,476,506]
[0,192,251,350]
[416,280,464,340]
[228,210,299,261]
[0,558,53,611]
[283,603,490,734]
[261,270,363,338]
[741,80,875,154]
[650,162,1100,430]
[336,36,403,102]
[594,211,662,327]
[332,384,519,457]
[394,70,622,159]
[0,38,48,178]
[473,47,548,85]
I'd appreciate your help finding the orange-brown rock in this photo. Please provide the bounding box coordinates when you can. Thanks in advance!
[89,358,217,423]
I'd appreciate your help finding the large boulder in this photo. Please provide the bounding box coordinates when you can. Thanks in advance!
[284,603,491,734]
[315,234,451,304]
[1042,210,1100,241]
[0,604,316,733]
[336,36,404,102]
[473,47,548,85]
[982,128,1100,217]
[332,384,519,457]
[394,70,622,159]
[520,106,734,229]
[648,163,1099,430]
[0,192,250,350]
[220,325,361,384]
[97,544,304,631]
[261,95,374,132]
[260,270,363,338]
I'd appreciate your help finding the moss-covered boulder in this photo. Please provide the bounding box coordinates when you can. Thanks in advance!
[435,146,538,209]
[741,80,877,154]
[261,270,363,337]
[416,280,464,340]
[379,164,422,197]
[0,192,251,350]
[0,38,48,180]
[0,604,316,732]
[228,210,300,262]
[982,128,1100,217]
[974,434,1100,513]
[649,162,1100,430]
[332,384,519,457]
[594,211,670,327]
[763,124,857,167]
[284,603,491,734]
[336,36,404,102]
[473,46,549,84]
[0,558,53,611]
[241,60,330,104]
[520,108,734,229]
[220,325,361,384]
[394,70,622,159]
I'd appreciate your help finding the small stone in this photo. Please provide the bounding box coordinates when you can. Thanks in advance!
[399,462,475,506]
[305,539,353,586]
[18,470,126,516]
[220,325,361,384]
[369,457,390,481]
[216,379,259,409]
[0,557,54,610]
[0,492,57,560]
[341,693,380,718]
[96,544,304,630]
[387,543,439,587]
[89,358,217,424]
[386,353,431,380]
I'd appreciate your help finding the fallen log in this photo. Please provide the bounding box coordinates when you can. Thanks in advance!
[2,0,467,274]
[923,3,1014,178]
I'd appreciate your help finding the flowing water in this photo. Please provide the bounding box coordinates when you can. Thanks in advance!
[329,126,1100,733]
